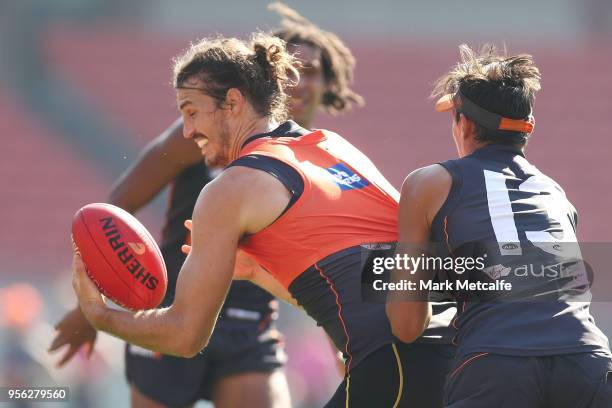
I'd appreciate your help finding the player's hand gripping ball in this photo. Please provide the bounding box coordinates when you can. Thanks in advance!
[71,203,167,310]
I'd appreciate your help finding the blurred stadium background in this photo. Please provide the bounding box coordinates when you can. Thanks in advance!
[0,0,610,406]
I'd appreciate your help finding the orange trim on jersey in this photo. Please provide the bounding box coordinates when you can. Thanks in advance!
[451,315,459,330]
[451,302,466,331]
[449,352,489,378]
[316,263,353,374]
[443,217,451,253]
[451,336,458,346]
[257,312,272,333]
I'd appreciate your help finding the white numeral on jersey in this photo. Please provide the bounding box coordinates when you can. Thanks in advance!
[484,170,522,255]
[518,175,578,255]
[484,170,578,256]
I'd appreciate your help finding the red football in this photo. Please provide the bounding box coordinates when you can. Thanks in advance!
[71,203,167,310]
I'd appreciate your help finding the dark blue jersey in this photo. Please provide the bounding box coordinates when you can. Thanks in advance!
[431,144,609,358]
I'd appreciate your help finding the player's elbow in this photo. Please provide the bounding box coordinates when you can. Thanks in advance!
[168,312,210,358]
[177,346,203,359]
[391,320,428,343]
[386,303,430,343]
[176,334,209,358]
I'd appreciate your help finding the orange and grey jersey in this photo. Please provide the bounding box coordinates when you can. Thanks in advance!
[229,121,454,371]
[235,122,399,288]
[228,121,398,371]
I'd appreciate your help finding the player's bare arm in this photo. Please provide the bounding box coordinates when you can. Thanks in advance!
[73,165,291,357]
[386,164,451,343]
[182,207,299,308]
[50,117,202,366]
[109,117,202,212]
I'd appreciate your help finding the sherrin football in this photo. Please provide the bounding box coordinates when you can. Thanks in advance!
[71,203,167,310]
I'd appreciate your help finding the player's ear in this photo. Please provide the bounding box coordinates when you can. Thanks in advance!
[458,114,475,141]
[225,88,244,116]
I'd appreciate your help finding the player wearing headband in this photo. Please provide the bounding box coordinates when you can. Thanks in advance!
[387,44,612,407]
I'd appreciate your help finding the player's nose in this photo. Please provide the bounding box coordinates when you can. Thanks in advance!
[182,121,195,139]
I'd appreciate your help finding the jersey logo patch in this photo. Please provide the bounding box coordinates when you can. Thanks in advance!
[326,163,370,191]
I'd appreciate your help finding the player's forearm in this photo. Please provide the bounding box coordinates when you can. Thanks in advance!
[386,270,432,342]
[386,301,431,343]
[90,304,209,357]
[385,242,433,342]
[108,118,198,213]
[107,143,175,213]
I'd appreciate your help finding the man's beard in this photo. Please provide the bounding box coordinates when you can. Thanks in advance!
[205,120,232,168]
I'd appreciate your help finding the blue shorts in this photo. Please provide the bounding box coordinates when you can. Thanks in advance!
[326,342,455,408]
[125,310,286,407]
[444,352,612,408]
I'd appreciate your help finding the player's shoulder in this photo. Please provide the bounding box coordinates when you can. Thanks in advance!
[401,164,452,200]
[197,164,291,234]
[203,165,273,196]
[199,164,290,213]
[400,165,453,224]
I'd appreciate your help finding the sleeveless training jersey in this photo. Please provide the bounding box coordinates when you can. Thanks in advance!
[431,144,610,358]
[159,162,274,315]
[237,125,399,287]
[231,121,454,370]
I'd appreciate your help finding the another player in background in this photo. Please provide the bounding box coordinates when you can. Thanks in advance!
[272,8,456,406]
[50,3,368,407]
[387,45,612,407]
[71,31,451,407]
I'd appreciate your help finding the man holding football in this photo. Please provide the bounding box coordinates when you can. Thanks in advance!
[71,28,456,406]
